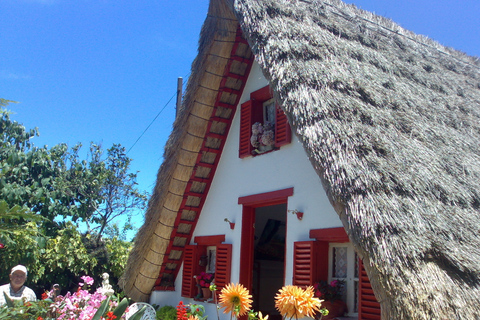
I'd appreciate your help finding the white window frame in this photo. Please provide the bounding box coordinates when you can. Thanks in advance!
[206,245,216,273]
[263,98,276,125]
[329,242,359,318]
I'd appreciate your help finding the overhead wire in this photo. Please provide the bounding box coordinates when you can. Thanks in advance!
[126,73,190,154]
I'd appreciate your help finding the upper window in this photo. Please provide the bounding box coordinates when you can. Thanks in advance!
[239,85,291,158]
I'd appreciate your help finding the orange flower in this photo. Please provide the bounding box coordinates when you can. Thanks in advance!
[275,285,322,319]
[219,283,253,317]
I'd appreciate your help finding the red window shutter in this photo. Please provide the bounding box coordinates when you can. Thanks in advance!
[275,105,291,147]
[358,259,381,320]
[239,100,253,158]
[181,245,198,298]
[293,241,329,287]
[293,241,315,287]
[214,243,232,291]
[292,241,326,287]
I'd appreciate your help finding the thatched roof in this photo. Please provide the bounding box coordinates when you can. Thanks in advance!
[121,0,480,318]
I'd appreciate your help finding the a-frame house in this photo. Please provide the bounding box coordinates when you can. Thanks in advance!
[121,0,480,319]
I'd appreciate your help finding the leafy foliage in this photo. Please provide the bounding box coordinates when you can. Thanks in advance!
[0,102,145,294]
[156,305,177,320]
[42,223,97,288]
[0,221,45,283]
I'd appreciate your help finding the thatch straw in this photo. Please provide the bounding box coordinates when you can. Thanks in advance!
[235,0,480,318]
[122,0,480,317]
[119,0,239,301]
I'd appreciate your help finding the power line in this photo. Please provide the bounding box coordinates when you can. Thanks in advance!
[127,74,190,154]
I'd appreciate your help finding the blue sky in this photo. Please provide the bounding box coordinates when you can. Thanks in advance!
[1,0,479,234]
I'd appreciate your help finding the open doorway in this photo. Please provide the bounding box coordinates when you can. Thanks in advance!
[239,188,293,320]
[251,204,286,319]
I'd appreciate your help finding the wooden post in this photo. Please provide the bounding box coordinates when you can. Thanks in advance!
[176,77,183,118]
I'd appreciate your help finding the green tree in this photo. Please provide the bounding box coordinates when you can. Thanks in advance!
[1,105,86,232]
[0,200,45,243]
[1,105,147,237]
[79,143,148,243]
[0,102,146,293]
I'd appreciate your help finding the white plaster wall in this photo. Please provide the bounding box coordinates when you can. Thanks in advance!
[150,62,342,313]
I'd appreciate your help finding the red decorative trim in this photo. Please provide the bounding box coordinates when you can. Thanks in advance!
[239,206,255,290]
[250,85,273,101]
[309,227,349,242]
[155,26,255,290]
[238,187,294,206]
[239,188,293,293]
[194,234,225,245]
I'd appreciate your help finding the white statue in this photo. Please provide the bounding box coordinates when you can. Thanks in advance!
[101,272,114,296]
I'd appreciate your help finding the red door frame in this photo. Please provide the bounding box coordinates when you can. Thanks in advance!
[238,188,294,290]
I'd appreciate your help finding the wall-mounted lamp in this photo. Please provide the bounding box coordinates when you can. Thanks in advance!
[288,209,304,220]
[224,218,235,230]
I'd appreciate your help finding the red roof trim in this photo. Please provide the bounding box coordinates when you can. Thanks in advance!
[154,26,254,290]
[194,234,226,245]
[238,187,294,207]
[250,85,273,101]
[309,227,349,242]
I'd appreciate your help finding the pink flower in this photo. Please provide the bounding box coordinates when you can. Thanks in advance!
[80,275,94,286]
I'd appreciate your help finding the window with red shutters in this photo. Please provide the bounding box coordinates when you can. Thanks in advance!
[238,85,291,158]
[181,236,232,299]
[292,228,382,319]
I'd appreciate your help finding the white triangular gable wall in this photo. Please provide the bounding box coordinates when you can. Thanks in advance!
[150,61,341,313]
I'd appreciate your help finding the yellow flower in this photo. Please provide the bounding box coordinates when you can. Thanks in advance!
[188,316,199,320]
[275,285,322,319]
[219,283,253,317]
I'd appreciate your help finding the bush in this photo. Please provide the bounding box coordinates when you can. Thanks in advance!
[156,305,177,320]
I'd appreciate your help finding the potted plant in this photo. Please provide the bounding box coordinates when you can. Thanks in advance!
[196,272,214,300]
[313,280,347,319]
[251,122,275,154]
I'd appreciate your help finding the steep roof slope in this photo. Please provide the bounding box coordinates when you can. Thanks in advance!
[235,0,480,318]
[122,0,480,318]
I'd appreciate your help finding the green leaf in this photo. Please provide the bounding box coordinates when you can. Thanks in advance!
[91,296,111,320]
[113,297,129,318]
[3,292,14,308]
[129,306,147,320]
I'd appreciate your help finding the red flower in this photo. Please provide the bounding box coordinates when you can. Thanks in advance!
[41,292,48,300]
[105,311,117,320]
[37,317,43,320]
[0,243,4,249]
[177,301,188,320]
[24,302,32,307]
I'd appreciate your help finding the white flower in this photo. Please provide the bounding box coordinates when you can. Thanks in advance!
[261,130,275,146]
